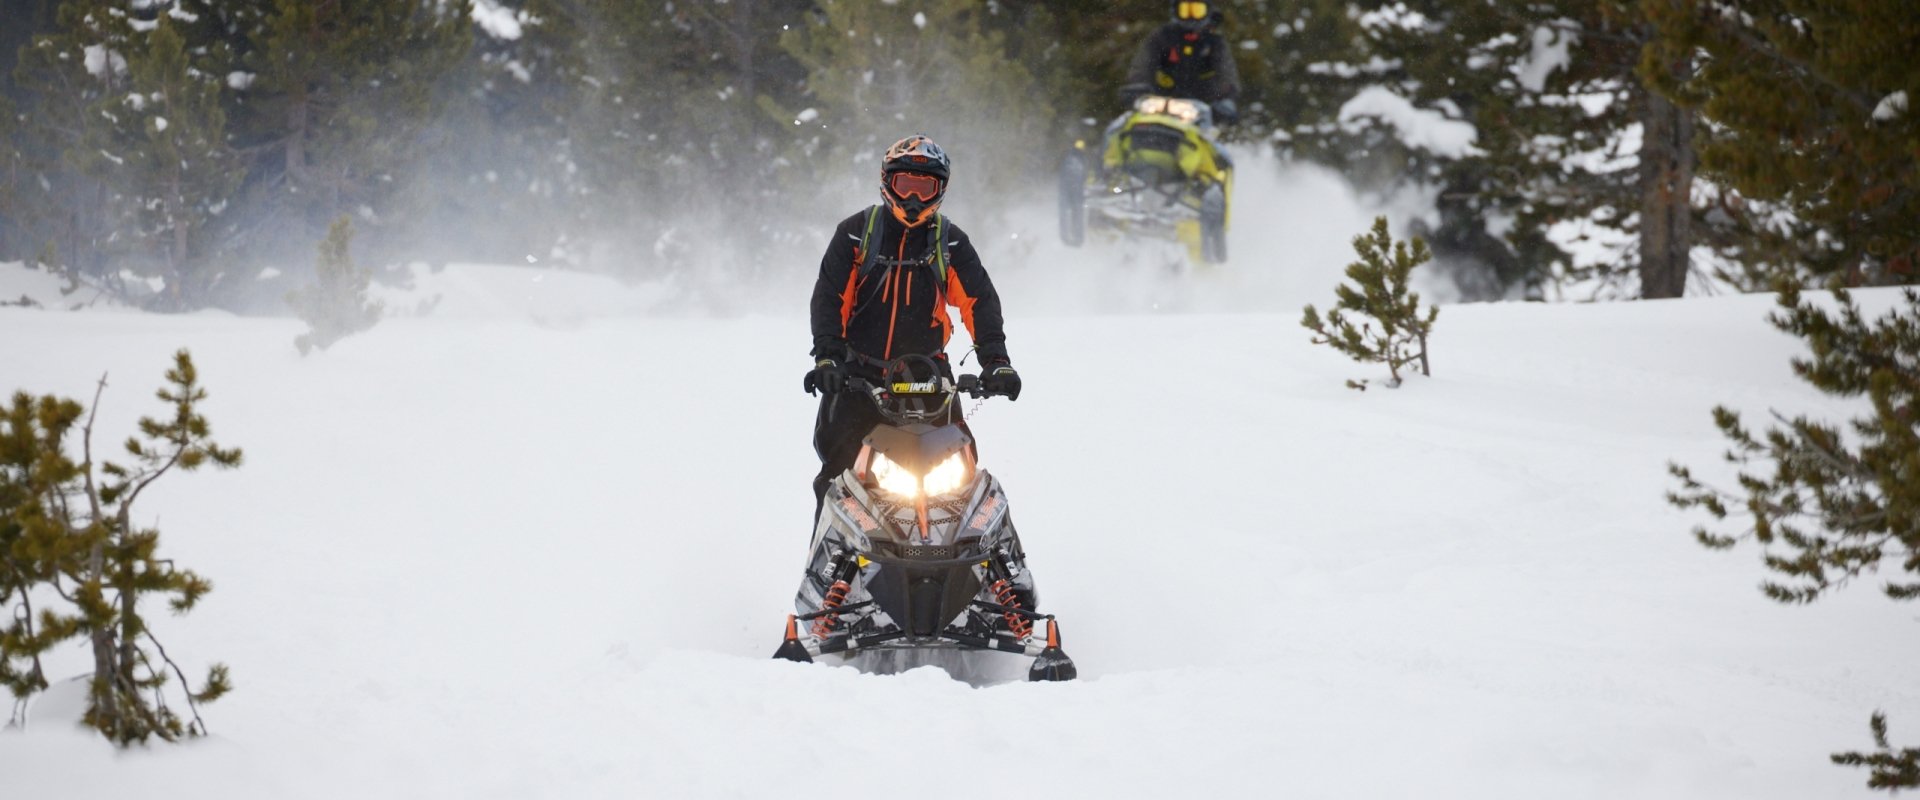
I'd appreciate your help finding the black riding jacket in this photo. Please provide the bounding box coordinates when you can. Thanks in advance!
[809,209,1009,371]
[1126,23,1241,104]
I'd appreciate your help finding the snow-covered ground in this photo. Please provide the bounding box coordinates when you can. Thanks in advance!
[2,160,1915,799]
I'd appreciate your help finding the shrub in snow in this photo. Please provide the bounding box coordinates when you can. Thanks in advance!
[0,351,236,743]
[288,217,384,355]
[1301,216,1438,390]
[1668,284,1920,790]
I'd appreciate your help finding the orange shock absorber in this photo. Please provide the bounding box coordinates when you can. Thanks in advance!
[810,581,852,639]
[989,579,1033,639]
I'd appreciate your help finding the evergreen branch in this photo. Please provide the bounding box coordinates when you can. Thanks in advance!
[142,630,209,737]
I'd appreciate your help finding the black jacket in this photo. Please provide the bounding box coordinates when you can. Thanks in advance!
[809,209,1009,369]
[1125,23,1241,104]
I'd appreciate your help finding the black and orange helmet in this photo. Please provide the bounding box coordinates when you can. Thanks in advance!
[880,135,950,228]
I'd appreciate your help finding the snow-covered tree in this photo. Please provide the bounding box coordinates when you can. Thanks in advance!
[1321,0,1703,301]
[74,14,242,309]
[231,0,468,268]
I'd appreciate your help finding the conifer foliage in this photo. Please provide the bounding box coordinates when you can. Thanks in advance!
[1668,286,1920,604]
[288,217,384,356]
[1302,217,1440,390]
[1668,284,1920,792]
[0,350,237,743]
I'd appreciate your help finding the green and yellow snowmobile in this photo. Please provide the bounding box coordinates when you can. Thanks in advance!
[1059,95,1233,265]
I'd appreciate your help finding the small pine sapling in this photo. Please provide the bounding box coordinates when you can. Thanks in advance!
[1301,216,1439,389]
[0,350,238,743]
[288,216,384,355]
[1667,284,1920,790]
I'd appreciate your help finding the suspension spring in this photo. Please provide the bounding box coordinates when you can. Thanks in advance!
[989,579,1033,640]
[810,581,852,639]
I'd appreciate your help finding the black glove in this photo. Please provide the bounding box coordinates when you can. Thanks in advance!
[803,358,848,396]
[982,363,1022,401]
[1211,98,1239,125]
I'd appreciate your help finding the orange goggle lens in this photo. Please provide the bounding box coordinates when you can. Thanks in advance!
[889,172,942,202]
[1177,2,1208,20]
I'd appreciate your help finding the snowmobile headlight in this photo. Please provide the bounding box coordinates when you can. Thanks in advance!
[869,452,921,498]
[868,452,972,499]
[920,452,970,498]
[1163,98,1205,124]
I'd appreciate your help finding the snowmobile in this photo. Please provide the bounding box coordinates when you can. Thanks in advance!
[1059,94,1233,265]
[771,355,1077,682]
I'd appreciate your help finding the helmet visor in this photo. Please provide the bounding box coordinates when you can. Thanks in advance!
[888,171,943,202]
[1177,2,1209,20]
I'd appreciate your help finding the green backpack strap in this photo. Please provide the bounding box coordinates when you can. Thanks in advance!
[930,214,949,285]
[856,205,884,278]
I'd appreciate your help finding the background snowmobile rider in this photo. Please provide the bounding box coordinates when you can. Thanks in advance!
[803,135,1020,514]
[1123,1,1243,124]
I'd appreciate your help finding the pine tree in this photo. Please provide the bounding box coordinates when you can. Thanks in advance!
[289,217,384,355]
[1329,0,1702,301]
[0,351,237,744]
[7,0,140,295]
[232,0,468,268]
[1641,0,1920,289]
[74,14,242,310]
[779,0,1057,207]
[1667,283,1919,792]
[1301,216,1439,389]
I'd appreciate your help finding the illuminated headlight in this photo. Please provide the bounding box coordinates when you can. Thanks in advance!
[869,452,971,499]
[1164,99,1204,124]
[868,452,920,498]
[921,453,969,497]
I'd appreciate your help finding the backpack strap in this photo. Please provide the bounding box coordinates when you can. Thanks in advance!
[929,213,949,285]
[856,205,950,285]
[855,205,885,278]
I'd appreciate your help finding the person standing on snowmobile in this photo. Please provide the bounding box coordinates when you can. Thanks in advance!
[1123,1,1242,124]
[803,135,1020,514]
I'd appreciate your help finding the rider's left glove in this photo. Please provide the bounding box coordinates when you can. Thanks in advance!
[804,358,849,396]
[982,362,1022,401]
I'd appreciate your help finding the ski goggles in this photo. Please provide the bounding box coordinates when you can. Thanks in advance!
[1176,2,1209,20]
[888,171,943,202]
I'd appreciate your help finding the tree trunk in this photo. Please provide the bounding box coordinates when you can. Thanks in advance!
[1638,79,1695,299]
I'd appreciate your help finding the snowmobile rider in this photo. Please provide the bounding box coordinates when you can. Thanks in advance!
[803,135,1020,514]
[1123,1,1242,124]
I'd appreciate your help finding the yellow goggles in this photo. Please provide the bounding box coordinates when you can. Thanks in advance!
[1177,2,1209,20]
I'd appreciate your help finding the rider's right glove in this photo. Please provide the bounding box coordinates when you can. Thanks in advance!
[982,362,1022,401]
[1212,98,1240,125]
[803,358,848,396]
